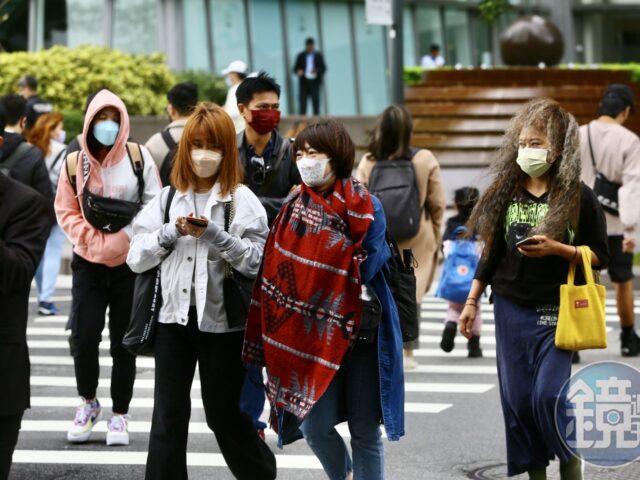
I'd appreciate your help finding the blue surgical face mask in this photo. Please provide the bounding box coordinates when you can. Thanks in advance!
[93,120,120,146]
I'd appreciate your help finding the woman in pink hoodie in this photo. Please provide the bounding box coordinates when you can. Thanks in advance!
[55,89,161,446]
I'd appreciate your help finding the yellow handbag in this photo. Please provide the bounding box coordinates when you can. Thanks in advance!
[556,245,607,351]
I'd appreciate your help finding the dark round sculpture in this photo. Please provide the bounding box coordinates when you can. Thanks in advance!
[500,15,564,66]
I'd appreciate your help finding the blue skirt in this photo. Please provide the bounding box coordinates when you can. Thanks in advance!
[493,294,575,476]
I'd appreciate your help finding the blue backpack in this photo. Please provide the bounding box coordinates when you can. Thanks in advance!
[436,227,478,304]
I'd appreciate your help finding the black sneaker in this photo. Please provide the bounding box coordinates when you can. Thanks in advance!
[467,335,483,358]
[621,329,640,357]
[440,321,457,353]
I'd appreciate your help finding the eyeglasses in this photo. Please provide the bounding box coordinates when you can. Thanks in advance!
[251,156,271,185]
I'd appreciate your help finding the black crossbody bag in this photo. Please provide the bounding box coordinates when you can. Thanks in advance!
[222,188,256,329]
[587,124,621,216]
[123,187,176,356]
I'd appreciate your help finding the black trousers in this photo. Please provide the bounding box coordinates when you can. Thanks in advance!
[69,253,136,413]
[299,78,321,115]
[145,310,277,480]
[0,412,22,480]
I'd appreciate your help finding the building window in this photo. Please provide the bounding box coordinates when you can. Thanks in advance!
[353,3,388,115]
[0,0,30,52]
[113,0,158,54]
[247,0,289,113]
[319,0,357,115]
[285,0,320,114]
[183,0,210,70]
[66,0,106,48]
[415,5,444,65]
[211,0,249,74]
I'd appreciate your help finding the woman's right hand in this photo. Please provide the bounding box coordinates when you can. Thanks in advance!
[459,305,477,340]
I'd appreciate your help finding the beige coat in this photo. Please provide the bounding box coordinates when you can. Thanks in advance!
[356,149,445,302]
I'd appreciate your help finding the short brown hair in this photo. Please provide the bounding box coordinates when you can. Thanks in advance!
[292,120,355,178]
[171,102,243,195]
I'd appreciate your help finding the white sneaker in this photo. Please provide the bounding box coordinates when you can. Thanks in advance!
[106,414,130,446]
[403,355,418,371]
[67,398,102,443]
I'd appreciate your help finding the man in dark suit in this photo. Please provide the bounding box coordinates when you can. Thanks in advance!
[293,37,326,116]
[0,104,50,480]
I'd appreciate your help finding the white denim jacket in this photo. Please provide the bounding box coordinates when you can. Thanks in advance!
[127,184,268,333]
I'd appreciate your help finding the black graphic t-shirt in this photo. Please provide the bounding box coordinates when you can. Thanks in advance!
[475,183,609,307]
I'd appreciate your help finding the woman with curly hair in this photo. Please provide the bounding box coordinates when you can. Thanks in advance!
[459,99,609,479]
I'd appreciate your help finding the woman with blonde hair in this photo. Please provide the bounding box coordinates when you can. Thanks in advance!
[357,104,445,369]
[461,99,609,479]
[127,103,276,480]
[28,111,67,315]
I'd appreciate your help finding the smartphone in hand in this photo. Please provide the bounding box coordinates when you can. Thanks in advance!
[186,217,208,228]
[516,237,539,247]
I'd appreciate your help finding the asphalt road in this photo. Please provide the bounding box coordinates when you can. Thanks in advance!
[9,277,640,479]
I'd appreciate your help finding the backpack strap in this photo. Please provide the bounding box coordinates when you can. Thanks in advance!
[49,147,67,173]
[65,151,81,194]
[125,142,145,203]
[160,129,177,150]
[0,142,34,177]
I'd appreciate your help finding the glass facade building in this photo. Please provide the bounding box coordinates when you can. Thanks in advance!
[2,0,639,115]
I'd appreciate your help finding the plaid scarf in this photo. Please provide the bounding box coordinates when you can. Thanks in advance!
[243,177,374,422]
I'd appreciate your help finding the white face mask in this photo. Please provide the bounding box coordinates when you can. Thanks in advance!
[296,157,332,187]
[516,148,551,178]
[191,149,222,178]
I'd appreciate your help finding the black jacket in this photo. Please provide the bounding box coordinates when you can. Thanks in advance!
[293,50,327,81]
[1,131,53,202]
[237,130,301,225]
[0,174,50,415]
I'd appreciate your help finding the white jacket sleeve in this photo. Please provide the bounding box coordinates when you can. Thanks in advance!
[127,187,173,273]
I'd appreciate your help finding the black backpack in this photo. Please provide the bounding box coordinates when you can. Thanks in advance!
[0,142,34,177]
[368,149,421,241]
[159,129,178,187]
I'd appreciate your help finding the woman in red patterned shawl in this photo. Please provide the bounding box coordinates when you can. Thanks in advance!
[244,121,405,480]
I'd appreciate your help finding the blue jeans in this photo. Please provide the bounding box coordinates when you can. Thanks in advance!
[240,364,267,430]
[300,343,384,480]
[35,224,66,302]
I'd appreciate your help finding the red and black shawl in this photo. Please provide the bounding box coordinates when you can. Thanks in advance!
[243,177,374,421]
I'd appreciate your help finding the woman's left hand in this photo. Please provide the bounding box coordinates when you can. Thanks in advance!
[517,235,561,258]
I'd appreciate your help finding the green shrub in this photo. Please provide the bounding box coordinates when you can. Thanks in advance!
[176,70,227,106]
[62,110,84,142]
[0,45,176,116]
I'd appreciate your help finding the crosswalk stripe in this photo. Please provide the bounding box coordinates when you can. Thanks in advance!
[407,365,497,375]
[18,420,387,439]
[420,334,496,345]
[33,316,68,324]
[12,450,323,469]
[30,356,156,367]
[421,309,624,323]
[404,382,493,393]
[28,295,72,304]
[413,348,496,358]
[30,378,492,395]
[28,396,452,413]
[421,322,495,332]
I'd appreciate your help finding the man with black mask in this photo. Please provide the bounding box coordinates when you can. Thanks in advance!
[236,72,300,226]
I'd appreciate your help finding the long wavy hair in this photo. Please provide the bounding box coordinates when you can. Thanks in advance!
[27,112,64,156]
[467,98,582,259]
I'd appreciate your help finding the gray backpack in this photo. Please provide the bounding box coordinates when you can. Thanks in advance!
[368,149,422,241]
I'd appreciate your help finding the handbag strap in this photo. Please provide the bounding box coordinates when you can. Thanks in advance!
[567,246,595,286]
[164,187,176,224]
[587,124,598,173]
[223,187,236,277]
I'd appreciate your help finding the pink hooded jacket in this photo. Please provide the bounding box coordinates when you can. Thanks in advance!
[55,89,160,267]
